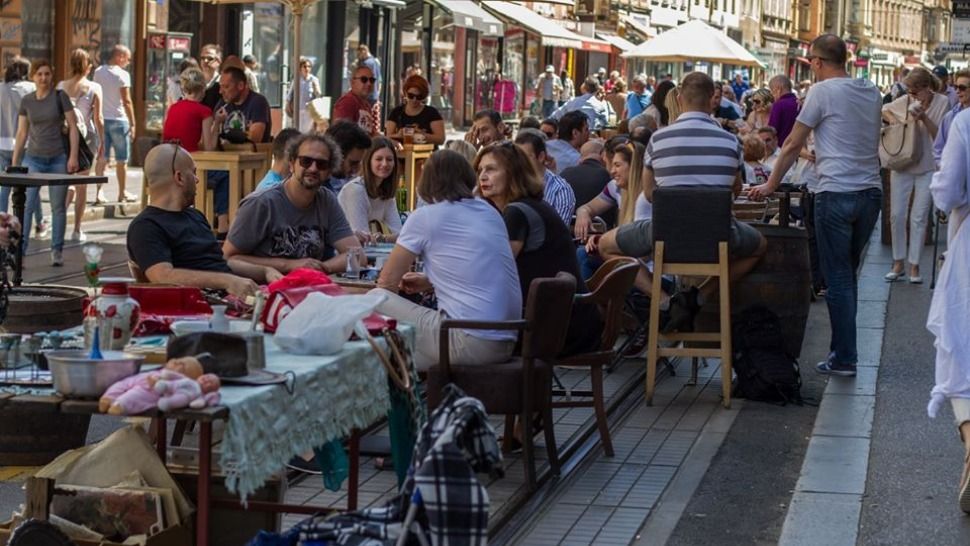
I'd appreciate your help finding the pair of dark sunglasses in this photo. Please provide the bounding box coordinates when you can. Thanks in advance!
[956,84,969,92]
[164,139,182,175]
[356,76,377,84]
[297,155,331,170]
[406,93,425,100]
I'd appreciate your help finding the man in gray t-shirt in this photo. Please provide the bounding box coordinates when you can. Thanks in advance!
[224,133,362,275]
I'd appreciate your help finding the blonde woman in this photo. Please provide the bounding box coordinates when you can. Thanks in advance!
[57,48,103,242]
[665,87,683,124]
[744,88,774,132]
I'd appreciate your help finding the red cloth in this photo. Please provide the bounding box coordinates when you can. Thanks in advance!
[162,99,212,152]
[266,268,334,293]
[493,80,517,115]
[332,92,376,135]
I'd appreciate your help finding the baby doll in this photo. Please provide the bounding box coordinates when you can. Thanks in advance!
[154,371,221,411]
[99,357,204,415]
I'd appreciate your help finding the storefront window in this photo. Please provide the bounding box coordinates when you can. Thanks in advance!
[100,0,135,65]
[249,3,286,107]
[503,30,524,112]
[430,26,455,120]
[474,36,499,112]
[20,0,54,62]
[341,1,361,95]
[524,34,540,111]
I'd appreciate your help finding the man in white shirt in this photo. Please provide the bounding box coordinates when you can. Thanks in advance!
[550,77,610,131]
[751,34,883,377]
[94,45,137,203]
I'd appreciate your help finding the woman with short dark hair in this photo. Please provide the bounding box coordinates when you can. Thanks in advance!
[373,149,521,370]
[385,74,445,145]
[338,136,402,242]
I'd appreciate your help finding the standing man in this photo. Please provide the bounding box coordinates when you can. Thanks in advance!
[625,75,651,120]
[199,44,223,109]
[768,75,799,145]
[94,45,136,203]
[933,69,970,164]
[934,65,959,108]
[357,44,382,105]
[333,66,380,136]
[751,34,883,377]
[535,65,562,119]
[731,73,749,104]
[551,77,610,132]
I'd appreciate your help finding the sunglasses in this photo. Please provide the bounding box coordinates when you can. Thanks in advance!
[542,131,555,139]
[164,139,182,175]
[201,56,217,62]
[751,99,762,104]
[297,155,332,170]
[406,93,425,100]
[356,76,377,84]
[956,84,969,92]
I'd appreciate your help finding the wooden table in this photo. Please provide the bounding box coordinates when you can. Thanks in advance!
[401,144,434,211]
[191,151,267,229]
[0,173,107,285]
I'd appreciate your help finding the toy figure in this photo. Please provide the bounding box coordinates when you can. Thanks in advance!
[154,370,221,411]
[98,357,219,415]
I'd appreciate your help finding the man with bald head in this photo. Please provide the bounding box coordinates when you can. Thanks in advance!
[768,75,799,144]
[560,139,613,225]
[126,144,280,297]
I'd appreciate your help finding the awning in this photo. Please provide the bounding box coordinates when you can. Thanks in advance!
[429,0,504,36]
[581,37,614,53]
[482,1,584,48]
[622,19,762,67]
[596,33,637,52]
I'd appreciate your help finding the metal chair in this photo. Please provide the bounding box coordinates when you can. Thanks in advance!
[425,273,577,491]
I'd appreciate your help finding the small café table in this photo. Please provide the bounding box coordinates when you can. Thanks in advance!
[0,173,107,285]
[400,144,434,211]
[191,151,267,229]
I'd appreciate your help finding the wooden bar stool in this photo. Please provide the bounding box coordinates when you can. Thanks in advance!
[646,187,734,408]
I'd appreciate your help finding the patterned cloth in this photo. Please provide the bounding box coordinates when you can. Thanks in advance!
[543,169,577,225]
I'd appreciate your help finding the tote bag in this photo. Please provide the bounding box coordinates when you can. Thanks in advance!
[879,98,921,171]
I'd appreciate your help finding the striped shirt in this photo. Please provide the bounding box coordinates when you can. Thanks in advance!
[543,169,576,225]
[644,112,742,188]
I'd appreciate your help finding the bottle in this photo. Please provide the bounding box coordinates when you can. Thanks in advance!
[209,305,230,333]
[396,186,408,213]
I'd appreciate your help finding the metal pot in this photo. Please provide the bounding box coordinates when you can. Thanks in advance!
[46,350,145,399]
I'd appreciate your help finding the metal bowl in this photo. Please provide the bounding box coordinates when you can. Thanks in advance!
[46,350,145,399]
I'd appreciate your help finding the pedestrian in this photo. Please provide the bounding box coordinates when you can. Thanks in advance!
[11,59,81,265]
[926,106,970,514]
[881,67,949,284]
[933,69,970,165]
[768,75,799,145]
[0,56,35,215]
[385,74,445,146]
[356,44,382,104]
[625,75,651,120]
[333,65,380,136]
[535,65,563,119]
[933,65,959,108]
[285,57,321,132]
[731,73,750,102]
[57,48,104,242]
[750,34,883,377]
[242,54,261,94]
[94,44,137,203]
[560,70,575,106]
[606,78,628,124]
[550,77,610,132]
[162,67,217,154]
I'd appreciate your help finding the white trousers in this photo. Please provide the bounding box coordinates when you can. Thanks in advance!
[370,288,516,371]
[890,170,934,266]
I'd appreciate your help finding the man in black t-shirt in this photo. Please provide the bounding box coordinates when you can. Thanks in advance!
[126,144,281,297]
[560,140,616,227]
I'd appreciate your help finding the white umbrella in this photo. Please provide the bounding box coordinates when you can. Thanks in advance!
[622,19,761,67]
[191,0,322,128]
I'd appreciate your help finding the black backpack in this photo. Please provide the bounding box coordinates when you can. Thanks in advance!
[731,306,804,405]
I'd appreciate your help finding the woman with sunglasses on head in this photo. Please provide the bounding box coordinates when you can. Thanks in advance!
[338,136,402,242]
[881,66,950,284]
[385,74,445,146]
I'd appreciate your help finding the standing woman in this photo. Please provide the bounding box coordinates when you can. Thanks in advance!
[385,74,445,146]
[0,57,35,211]
[286,57,322,132]
[882,67,949,283]
[560,70,575,106]
[12,60,80,266]
[58,48,103,242]
[338,136,403,242]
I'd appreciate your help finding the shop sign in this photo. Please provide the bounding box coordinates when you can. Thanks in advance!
[854,58,869,67]
[148,33,166,49]
[168,36,191,52]
[583,40,612,53]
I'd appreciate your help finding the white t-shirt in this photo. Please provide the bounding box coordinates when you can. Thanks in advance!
[337,177,403,235]
[796,77,882,193]
[93,64,131,121]
[396,198,522,341]
[599,179,652,222]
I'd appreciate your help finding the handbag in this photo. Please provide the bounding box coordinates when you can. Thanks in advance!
[879,97,922,171]
[55,90,94,173]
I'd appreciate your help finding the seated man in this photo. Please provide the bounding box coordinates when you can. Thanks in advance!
[223,133,363,274]
[126,144,279,297]
[463,109,507,149]
[256,128,301,191]
[513,129,576,225]
[597,72,767,330]
[325,121,372,193]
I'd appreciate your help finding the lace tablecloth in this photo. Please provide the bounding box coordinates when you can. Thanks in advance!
[219,329,409,500]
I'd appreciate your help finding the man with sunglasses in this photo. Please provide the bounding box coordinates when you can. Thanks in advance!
[933,69,970,166]
[127,144,278,298]
[356,44,382,104]
[333,66,380,135]
[224,133,363,275]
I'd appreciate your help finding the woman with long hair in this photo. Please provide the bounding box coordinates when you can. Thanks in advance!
[338,136,402,242]
[58,48,104,241]
[11,59,81,265]
[373,149,521,370]
[637,80,676,132]
[743,87,773,133]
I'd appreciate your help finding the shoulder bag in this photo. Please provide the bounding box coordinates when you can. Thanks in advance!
[55,89,94,173]
[879,97,922,171]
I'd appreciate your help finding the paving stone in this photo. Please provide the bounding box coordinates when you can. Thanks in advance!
[608,427,649,460]
[649,430,698,467]
[812,393,875,438]
[674,385,720,432]
[592,507,650,545]
[593,464,647,507]
[520,502,587,545]
[778,491,861,546]
[560,505,614,545]
[622,465,677,508]
[627,428,669,464]
[823,365,878,396]
[796,436,869,495]
[857,278,891,302]
[856,327,885,367]
[856,300,888,329]
[651,389,699,431]
[560,462,621,504]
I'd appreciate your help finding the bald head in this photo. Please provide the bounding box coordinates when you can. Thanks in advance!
[145,144,187,187]
[580,139,605,162]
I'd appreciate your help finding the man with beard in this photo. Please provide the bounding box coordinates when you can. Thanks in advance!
[224,133,363,274]
[126,144,278,297]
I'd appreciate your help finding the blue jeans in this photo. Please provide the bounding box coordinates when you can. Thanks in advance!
[0,151,40,224]
[21,154,69,254]
[542,99,556,118]
[576,246,603,281]
[814,188,882,366]
[103,119,130,161]
[207,170,229,215]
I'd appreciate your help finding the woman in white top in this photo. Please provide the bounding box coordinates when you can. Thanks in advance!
[337,136,403,242]
[57,48,103,242]
[882,67,950,283]
[286,57,321,132]
[0,57,35,213]
[372,149,521,370]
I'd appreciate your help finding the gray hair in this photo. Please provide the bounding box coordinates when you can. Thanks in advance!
[632,74,648,86]
[769,75,793,92]
[179,67,207,96]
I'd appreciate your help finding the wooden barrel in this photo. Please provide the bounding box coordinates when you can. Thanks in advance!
[0,408,90,465]
[3,285,88,334]
[694,224,812,358]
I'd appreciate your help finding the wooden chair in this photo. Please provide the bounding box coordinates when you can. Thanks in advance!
[552,258,639,457]
[426,273,577,491]
[646,187,734,409]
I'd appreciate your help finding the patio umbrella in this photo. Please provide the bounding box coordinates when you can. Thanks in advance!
[622,19,761,67]
[191,0,322,128]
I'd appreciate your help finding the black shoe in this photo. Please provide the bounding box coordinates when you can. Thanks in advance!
[622,330,649,357]
[663,287,700,333]
[815,359,856,377]
[286,455,321,475]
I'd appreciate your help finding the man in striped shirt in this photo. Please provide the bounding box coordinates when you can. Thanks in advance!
[514,129,577,225]
[598,72,766,329]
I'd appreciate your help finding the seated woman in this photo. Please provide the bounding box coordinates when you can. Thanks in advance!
[373,149,521,370]
[385,74,445,146]
[337,136,403,242]
[476,142,601,356]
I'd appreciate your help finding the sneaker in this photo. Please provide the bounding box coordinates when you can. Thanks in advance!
[94,188,107,204]
[285,455,321,475]
[35,219,49,238]
[50,249,63,267]
[120,191,138,203]
[815,358,857,377]
[663,287,700,333]
[70,231,87,242]
[960,452,970,514]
